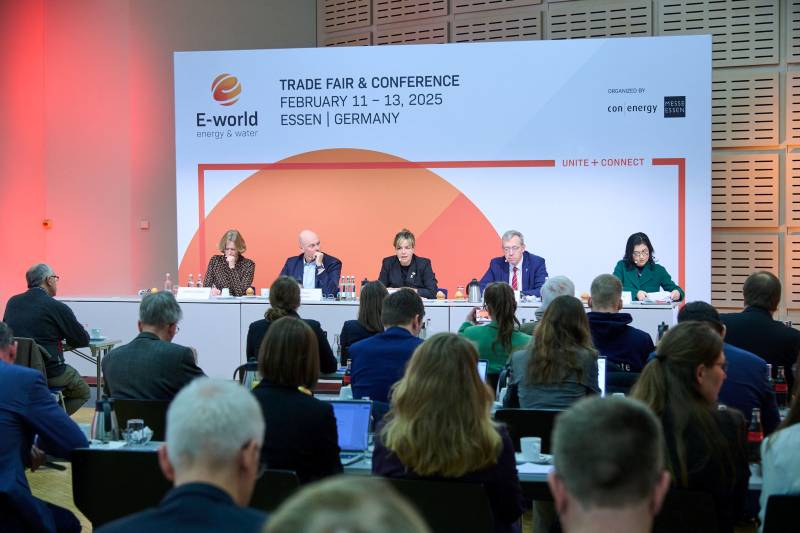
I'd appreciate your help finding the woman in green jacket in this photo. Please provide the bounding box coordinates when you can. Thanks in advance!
[613,232,684,302]
[458,282,531,385]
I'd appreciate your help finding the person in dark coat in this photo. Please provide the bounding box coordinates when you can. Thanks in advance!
[339,281,388,366]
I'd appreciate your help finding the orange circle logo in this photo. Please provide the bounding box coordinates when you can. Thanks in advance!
[211,74,241,106]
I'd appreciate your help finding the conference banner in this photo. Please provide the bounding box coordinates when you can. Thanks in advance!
[174,36,711,298]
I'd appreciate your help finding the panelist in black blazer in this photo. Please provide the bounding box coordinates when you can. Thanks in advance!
[246,276,338,374]
[251,316,342,484]
[378,228,438,299]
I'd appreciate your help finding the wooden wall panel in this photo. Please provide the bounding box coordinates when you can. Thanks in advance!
[320,0,371,33]
[453,6,542,42]
[711,154,779,227]
[711,234,780,308]
[547,0,651,39]
[711,71,779,147]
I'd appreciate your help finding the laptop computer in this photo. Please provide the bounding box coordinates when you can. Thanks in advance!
[598,356,607,397]
[329,399,372,465]
[477,359,489,382]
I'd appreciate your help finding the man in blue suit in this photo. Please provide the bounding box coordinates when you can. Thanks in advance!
[479,230,548,297]
[0,321,88,533]
[279,229,342,298]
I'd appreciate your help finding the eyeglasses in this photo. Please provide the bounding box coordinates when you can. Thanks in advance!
[503,246,522,254]
[631,251,650,258]
[48,275,60,281]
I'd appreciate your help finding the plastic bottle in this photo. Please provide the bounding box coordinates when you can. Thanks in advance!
[766,363,773,386]
[339,276,345,301]
[188,273,195,288]
[197,273,203,288]
[657,321,669,341]
[163,273,173,293]
[747,408,764,463]
[343,361,352,385]
[775,366,788,408]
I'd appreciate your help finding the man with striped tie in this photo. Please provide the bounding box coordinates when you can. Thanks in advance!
[479,230,548,298]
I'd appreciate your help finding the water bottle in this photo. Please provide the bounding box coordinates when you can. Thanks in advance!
[747,408,763,463]
[339,276,345,301]
[766,363,773,386]
[197,273,203,288]
[163,273,173,293]
[657,321,669,341]
[188,273,195,288]
[775,366,788,408]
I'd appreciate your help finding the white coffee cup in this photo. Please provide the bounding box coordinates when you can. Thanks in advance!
[520,436,542,462]
[221,288,230,297]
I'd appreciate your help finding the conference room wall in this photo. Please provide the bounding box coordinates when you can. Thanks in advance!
[0,0,316,315]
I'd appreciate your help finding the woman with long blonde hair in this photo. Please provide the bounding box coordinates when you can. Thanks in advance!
[372,333,525,533]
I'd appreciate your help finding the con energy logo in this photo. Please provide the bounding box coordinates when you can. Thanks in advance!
[196,73,259,139]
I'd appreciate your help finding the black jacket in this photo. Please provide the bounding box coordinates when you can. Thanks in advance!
[246,312,338,373]
[101,332,205,400]
[339,320,379,365]
[251,382,342,484]
[378,255,438,298]
[3,288,89,377]
[721,306,800,392]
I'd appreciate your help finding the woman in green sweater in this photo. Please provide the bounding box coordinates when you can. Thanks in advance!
[458,282,531,385]
[613,232,684,302]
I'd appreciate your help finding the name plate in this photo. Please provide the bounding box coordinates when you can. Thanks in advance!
[300,288,323,301]
[177,287,212,300]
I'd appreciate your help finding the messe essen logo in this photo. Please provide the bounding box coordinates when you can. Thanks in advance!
[212,73,242,106]
[664,96,686,118]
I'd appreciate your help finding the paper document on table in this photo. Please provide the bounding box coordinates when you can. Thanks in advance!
[517,462,554,474]
[645,291,671,303]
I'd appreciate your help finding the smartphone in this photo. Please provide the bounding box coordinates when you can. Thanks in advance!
[475,308,491,324]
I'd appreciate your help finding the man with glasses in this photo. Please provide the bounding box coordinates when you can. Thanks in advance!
[96,379,267,533]
[3,263,90,414]
[102,291,204,400]
[479,229,548,297]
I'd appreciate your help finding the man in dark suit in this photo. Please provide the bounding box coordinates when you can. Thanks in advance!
[3,263,91,414]
[0,321,88,533]
[350,289,425,405]
[721,271,800,393]
[279,229,342,298]
[479,230,548,297]
[102,292,204,400]
[587,274,654,373]
[96,379,267,533]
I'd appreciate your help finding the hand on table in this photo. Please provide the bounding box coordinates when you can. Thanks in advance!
[637,290,647,302]
[670,290,681,301]
[211,286,221,296]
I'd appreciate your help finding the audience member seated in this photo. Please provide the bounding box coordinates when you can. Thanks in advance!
[676,301,779,434]
[721,271,800,393]
[587,274,654,373]
[759,371,800,532]
[246,276,337,374]
[631,322,749,533]
[511,295,599,410]
[459,282,532,387]
[350,288,424,404]
[96,379,267,533]
[265,476,429,533]
[530,275,575,325]
[0,321,88,533]
[102,292,204,400]
[3,263,90,414]
[251,316,342,484]
[339,281,388,367]
[549,397,671,533]
[372,333,525,533]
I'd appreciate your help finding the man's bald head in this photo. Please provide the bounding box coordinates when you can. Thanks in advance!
[299,230,321,262]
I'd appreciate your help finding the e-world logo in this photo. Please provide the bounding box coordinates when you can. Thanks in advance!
[212,73,241,106]
[196,73,258,133]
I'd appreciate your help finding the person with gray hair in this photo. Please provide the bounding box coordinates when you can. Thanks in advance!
[3,263,91,414]
[1,319,89,533]
[102,291,204,400]
[96,379,267,533]
[587,273,654,374]
[479,229,548,297]
[535,275,575,321]
[266,476,430,533]
[548,397,670,533]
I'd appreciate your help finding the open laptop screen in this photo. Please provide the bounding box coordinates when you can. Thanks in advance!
[598,356,607,397]
[477,359,489,382]
[330,400,372,452]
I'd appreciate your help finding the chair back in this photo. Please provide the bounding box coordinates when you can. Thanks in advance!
[493,408,560,453]
[653,489,717,533]
[763,493,800,533]
[385,478,493,533]
[249,469,301,512]
[71,448,172,527]
[13,337,48,380]
[233,361,259,388]
[113,398,170,441]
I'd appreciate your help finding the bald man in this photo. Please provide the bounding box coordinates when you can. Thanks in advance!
[279,230,342,298]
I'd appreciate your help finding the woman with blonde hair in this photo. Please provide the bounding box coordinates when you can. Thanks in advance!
[372,333,525,533]
[631,321,749,533]
[203,229,255,296]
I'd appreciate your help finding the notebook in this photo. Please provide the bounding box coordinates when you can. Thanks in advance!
[330,399,372,464]
[477,359,489,382]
